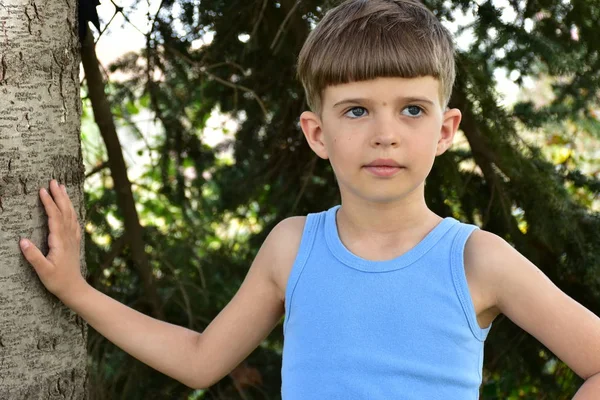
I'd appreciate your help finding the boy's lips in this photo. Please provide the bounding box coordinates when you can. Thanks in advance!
[364,159,403,168]
[363,159,405,177]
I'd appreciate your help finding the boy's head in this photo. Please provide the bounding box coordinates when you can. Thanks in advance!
[297,0,455,115]
[297,0,462,205]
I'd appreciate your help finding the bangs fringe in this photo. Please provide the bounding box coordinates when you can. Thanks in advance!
[298,0,455,113]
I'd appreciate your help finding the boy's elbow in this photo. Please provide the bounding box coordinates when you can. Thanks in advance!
[188,380,210,391]
[183,366,211,390]
[187,373,218,391]
[185,333,218,390]
[183,366,206,390]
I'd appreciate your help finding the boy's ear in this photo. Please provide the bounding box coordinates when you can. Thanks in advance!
[436,108,462,156]
[300,111,329,160]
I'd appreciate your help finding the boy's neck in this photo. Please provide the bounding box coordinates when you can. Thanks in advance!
[335,193,443,261]
[336,190,441,239]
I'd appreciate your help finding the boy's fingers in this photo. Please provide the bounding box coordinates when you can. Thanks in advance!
[40,188,64,235]
[49,180,72,220]
[48,232,62,250]
[40,187,60,218]
[20,239,52,274]
[63,185,79,224]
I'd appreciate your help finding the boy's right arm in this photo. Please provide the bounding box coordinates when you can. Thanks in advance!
[20,180,304,389]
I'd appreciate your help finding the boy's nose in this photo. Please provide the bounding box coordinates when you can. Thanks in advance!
[371,127,400,147]
[371,113,402,147]
[372,136,399,147]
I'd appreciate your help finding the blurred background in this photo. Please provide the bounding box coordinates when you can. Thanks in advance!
[81,0,599,398]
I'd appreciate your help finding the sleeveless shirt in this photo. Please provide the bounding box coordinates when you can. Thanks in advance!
[281,205,491,399]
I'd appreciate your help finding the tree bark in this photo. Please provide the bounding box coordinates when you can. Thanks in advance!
[0,0,88,398]
[80,27,164,319]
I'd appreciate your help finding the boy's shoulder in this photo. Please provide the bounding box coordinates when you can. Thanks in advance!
[268,216,307,250]
[463,228,515,293]
[463,229,509,324]
[262,216,307,300]
[464,228,600,381]
[463,226,553,297]
[463,228,537,327]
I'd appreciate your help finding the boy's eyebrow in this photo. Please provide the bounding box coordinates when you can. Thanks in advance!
[333,96,435,108]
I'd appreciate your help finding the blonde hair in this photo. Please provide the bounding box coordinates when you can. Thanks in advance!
[297,0,456,114]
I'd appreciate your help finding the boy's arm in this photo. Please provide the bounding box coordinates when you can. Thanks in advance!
[20,180,304,389]
[465,230,600,397]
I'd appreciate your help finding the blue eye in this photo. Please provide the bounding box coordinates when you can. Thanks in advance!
[402,105,423,117]
[344,107,368,118]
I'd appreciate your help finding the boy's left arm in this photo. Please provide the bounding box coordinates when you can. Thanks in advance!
[467,230,600,398]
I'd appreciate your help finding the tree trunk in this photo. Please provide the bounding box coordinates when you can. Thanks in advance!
[0,0,88,398]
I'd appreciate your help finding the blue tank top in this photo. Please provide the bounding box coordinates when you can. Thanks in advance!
[281,205,491,399]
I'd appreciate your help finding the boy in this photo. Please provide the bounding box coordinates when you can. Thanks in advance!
[19,0,600,398]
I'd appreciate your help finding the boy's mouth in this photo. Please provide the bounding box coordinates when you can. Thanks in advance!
[364,159,403,168]
[363,159,405,177]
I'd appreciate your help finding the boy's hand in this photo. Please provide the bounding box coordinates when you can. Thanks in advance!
[20,179,86,301]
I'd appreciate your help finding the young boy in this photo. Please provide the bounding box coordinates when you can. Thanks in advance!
[19,0,600,398]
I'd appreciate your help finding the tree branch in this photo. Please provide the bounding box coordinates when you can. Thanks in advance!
[165,45,269,118]
[270,0,302,51]
[85,161,109,179]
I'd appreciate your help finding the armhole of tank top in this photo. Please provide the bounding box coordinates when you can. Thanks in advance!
[450,223,492,342]
[283,212,320,334]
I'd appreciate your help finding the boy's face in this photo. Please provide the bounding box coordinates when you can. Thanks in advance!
[300,76,461,204]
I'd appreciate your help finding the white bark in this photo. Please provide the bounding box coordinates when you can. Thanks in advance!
[0,0,87,398]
